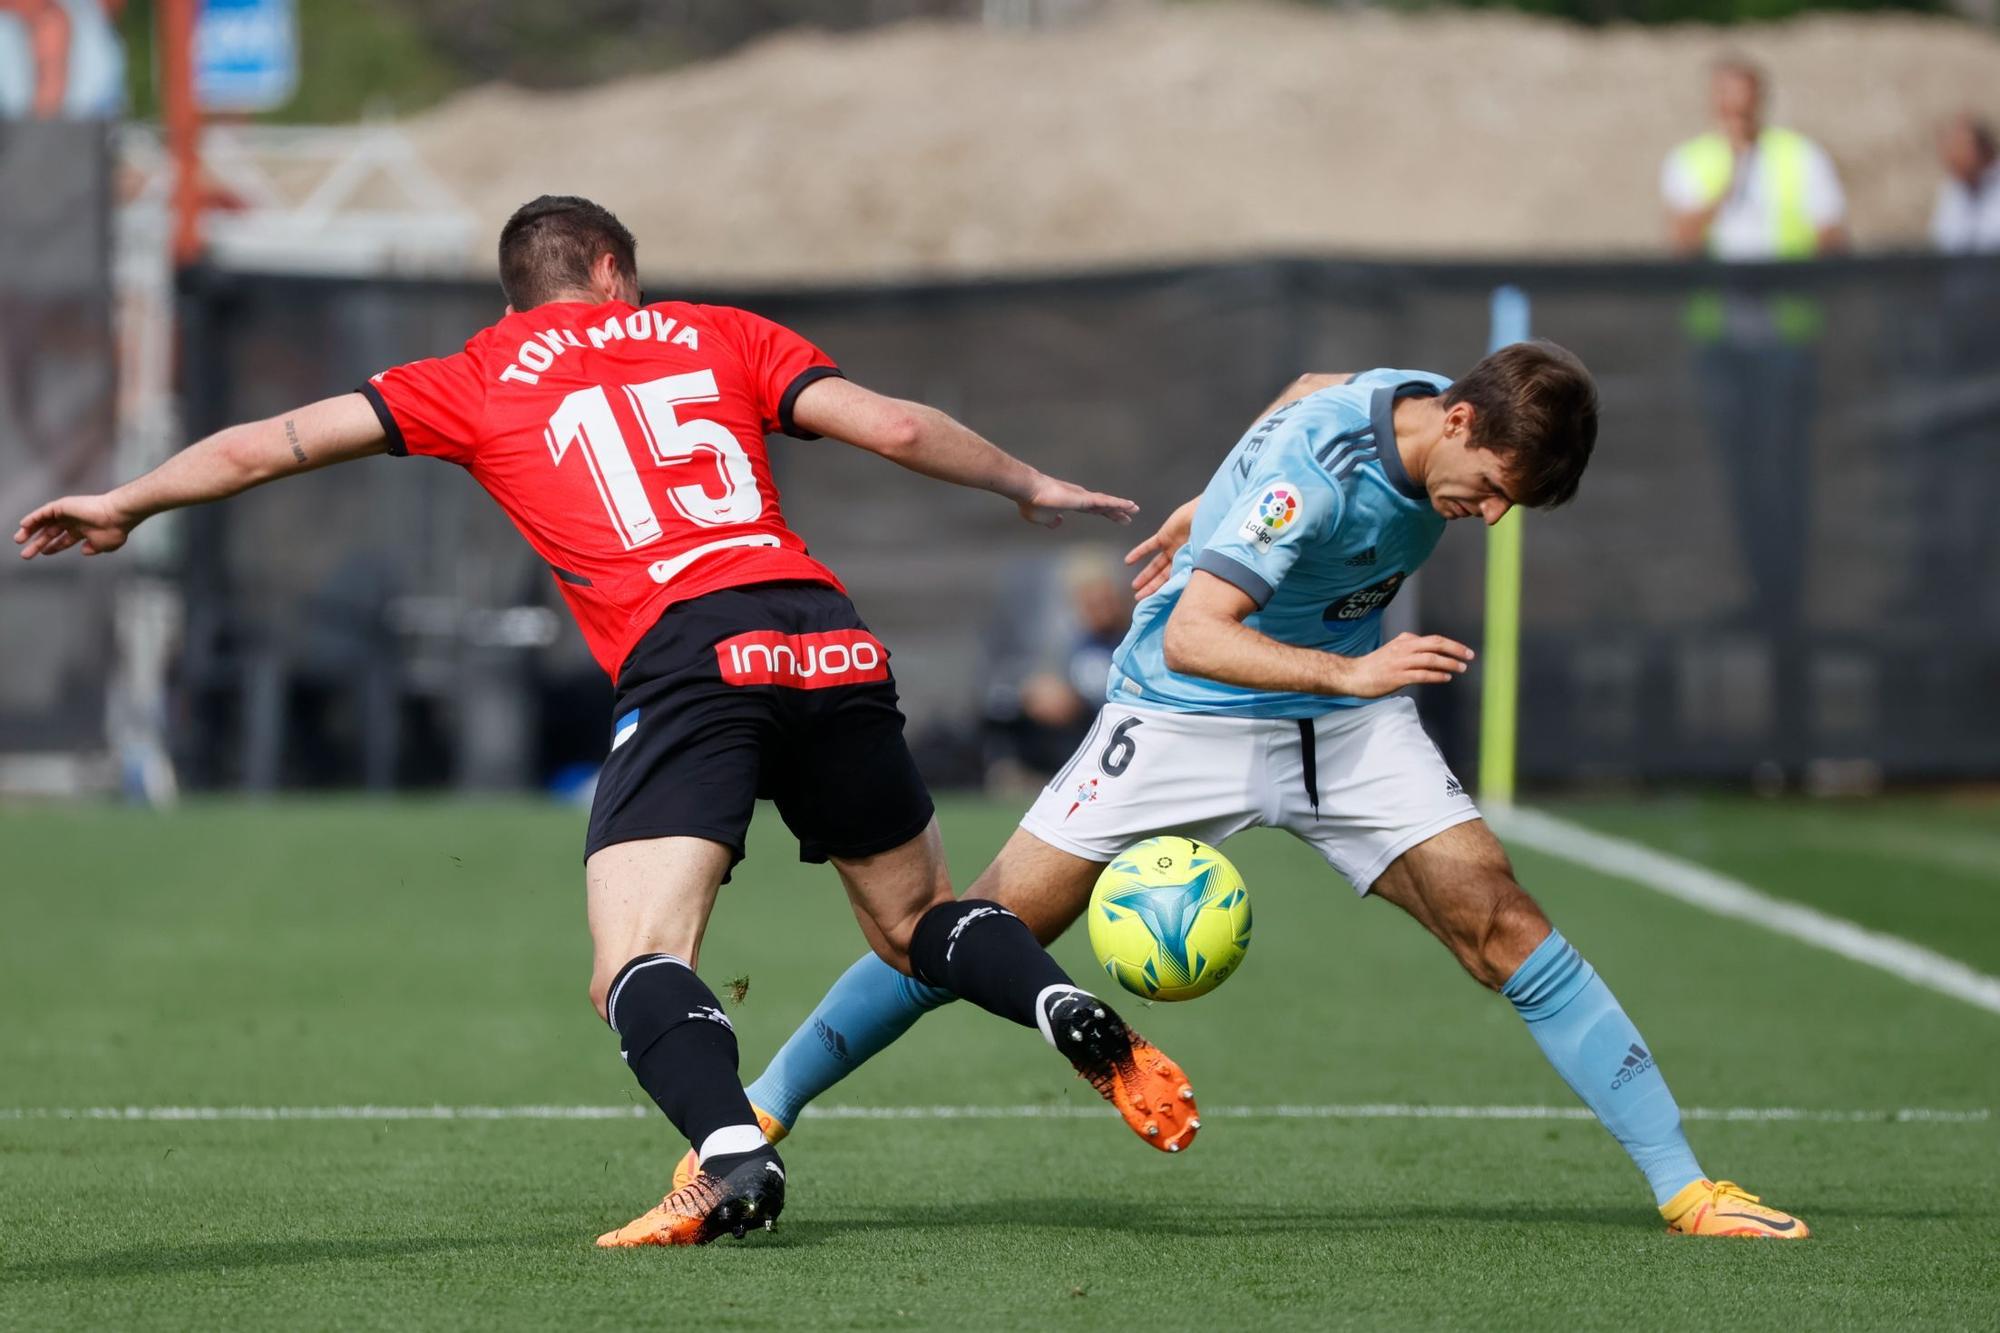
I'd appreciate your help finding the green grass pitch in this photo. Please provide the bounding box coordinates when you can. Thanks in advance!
[3,795,1996,1330]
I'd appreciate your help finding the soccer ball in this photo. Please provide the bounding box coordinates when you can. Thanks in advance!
[1087,836,1251,1001]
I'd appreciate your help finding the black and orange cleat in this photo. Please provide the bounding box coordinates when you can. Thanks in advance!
[1043,989,1199,1153]
[671,1105,788,1194]
[595,1147,787,1248]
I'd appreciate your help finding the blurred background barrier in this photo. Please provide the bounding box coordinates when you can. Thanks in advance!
[0,119,118,789]
[88,251,1992,794]
[5,0,1999,802]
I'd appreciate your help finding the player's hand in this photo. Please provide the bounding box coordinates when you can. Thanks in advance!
[13,494,137,560]
[1337,632,1474,698]
[1016,474,1138,529]
[1123,497,1200,600]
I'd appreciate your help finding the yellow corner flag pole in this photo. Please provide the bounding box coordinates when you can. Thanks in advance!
[1478,286,1530,807]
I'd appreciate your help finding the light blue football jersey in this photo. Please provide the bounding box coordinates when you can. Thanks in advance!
[1107,368,1453,719]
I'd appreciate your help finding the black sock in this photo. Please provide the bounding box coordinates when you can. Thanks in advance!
[604,954,759,1156]
[908,899,1079,1029]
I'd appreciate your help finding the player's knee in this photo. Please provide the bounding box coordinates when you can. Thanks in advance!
[865,931,918,977]
[870,910,921,964]
[1467,879,1550,991]
[863,886,952,974]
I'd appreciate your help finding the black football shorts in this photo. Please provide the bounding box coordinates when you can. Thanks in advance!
[583,581,935,870]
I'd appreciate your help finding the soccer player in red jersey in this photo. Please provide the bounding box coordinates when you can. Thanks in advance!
[16,196,1199,1246]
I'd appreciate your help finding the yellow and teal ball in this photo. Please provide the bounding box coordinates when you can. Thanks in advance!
[1088,836,1251,1002]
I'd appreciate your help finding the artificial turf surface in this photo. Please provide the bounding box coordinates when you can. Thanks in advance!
[3,796,1996,1330]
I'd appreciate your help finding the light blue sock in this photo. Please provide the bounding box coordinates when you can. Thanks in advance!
[745,953,954,1129]
[1501,929,1705,1206]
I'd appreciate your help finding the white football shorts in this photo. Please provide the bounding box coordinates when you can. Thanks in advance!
[1019,696,1480,894]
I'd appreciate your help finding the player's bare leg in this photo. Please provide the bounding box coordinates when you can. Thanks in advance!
[584,836,728,992]
[825,817,957,970]
[586,837,786,1247]
[969,825,1103,944]
[1368,820,1807,1237]
[1363,820,1547,989]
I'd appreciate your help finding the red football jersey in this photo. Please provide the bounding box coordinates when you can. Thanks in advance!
[363,300,847,680]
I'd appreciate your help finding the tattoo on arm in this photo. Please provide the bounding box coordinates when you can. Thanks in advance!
[284,419,306,465]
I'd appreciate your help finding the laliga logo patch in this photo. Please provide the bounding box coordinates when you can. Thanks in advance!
[1240,483,1302,549]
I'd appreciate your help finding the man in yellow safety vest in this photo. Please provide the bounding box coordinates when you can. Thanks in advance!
[1660,57,1847,785]
[1662,58,1847,267]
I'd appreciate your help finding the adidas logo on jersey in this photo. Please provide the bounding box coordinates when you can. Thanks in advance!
[1344,545,1378,566]
[1444,774,1464,798]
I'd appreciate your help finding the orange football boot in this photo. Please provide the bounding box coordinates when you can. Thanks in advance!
[1045,990,1199,1152]
[596,1150,786,1248]
[1662,1179,1810,1238]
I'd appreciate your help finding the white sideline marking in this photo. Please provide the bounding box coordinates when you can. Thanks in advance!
[0,1103,1986,1124]
[1489,806,2000,1018]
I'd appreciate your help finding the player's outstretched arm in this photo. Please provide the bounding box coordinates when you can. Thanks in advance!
[789,377,1136,529]
[1163,570,1473,699]
[15,394,387,560]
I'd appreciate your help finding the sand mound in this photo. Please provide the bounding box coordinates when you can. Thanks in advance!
[403,4,2000,281]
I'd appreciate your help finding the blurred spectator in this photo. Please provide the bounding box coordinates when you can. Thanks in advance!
[1662,57,1846,261]
[0,0,125,121]
[1930,113,2000,254]
[1661,56,1843,780]
[980,549,1131,790]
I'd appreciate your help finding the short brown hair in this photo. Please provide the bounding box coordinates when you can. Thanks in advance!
[1444,339,1598,509]
[498,195,637,311]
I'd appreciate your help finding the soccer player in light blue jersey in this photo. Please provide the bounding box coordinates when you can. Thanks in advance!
[696,341,1808,1238]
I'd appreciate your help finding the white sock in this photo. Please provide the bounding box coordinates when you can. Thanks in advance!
[1032,983,1091,1048]
[698,1122,767,1163]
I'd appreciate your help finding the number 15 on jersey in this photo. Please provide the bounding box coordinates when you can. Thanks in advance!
[545,369,765,549]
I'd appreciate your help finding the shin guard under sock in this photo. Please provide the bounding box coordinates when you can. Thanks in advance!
[908,899,1080,1029]
[604,953,758,1154]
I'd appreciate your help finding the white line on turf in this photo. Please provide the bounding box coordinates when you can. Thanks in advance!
[0,1104,1987,1124]
[1488,805,2000,1018]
